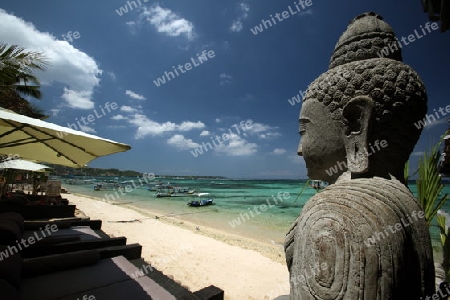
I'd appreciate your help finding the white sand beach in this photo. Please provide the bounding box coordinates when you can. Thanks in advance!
[67,193,290,300]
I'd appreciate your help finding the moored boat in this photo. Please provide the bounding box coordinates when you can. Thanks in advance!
[93,182,123,191]
[152,184,193,197]
[187,199,213,207]
[309,180,328,190]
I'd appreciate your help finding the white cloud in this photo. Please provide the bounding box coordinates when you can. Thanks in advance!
[259,132,282,139]
[247,123,274,133]
[220,73,232,85]
[125,90,146,100]
[215,118,221,123]
[0,10,102,110]
[230,21,243,32]
[167,134,200,150]
[273,148,286,155]
[107,72,117,82]
[214,133,257,156]
[245,122,281,139]
[120,105,139,113]
[126,21,138,35]
[230,2,250,33]
[79,124,96,134]
[240,3,250,16]
[111,114,127,120]
[178,121,204,131]
[139,5,195,40]
[127,114,205,138]
[61,88,94,109]
[200,130,210,136]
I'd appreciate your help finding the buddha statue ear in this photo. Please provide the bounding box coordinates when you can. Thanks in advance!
[342,96,373,174]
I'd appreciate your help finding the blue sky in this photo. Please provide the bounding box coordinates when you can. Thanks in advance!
[0,0,449,179]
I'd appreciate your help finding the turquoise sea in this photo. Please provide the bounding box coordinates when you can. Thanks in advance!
[63,177,450,254]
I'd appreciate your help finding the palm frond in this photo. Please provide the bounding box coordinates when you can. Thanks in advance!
[437,210,450,282]
[0,43,48,116]
[404,160,410,184]
[416,138,449,226]
[293,179,310,203]
[15,85,41,99]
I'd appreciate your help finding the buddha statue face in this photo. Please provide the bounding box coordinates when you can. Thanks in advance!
[296,12,428,184]
[298,99,347,182]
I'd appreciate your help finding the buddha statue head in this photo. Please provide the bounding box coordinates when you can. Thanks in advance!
[298,12,427,183]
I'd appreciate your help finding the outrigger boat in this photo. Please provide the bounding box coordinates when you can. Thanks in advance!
[152,184,194,197]
[187,199,213,207]
[309,180,329,190]
[93,182,123,191]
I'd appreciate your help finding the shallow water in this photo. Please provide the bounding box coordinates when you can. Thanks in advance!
[63,177,450,251]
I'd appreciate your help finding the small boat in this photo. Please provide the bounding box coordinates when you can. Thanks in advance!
[93,183,123,191]
[309,180,328,190]
[152,184,192,197]
[187,199,213,207]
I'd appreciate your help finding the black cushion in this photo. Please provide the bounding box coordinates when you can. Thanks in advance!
[22,250,100,278]
[0,213,24,233]
[0,220,22,245]
[0,245,23,291]
[0,279,19,299]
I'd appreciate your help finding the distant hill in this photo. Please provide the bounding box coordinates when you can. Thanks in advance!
[48,165,227,179]
[48,165,142,177]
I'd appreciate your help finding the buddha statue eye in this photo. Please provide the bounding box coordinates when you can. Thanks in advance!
[299,119,309,136]
[298,124,304,135]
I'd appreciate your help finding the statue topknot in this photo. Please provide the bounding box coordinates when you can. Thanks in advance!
[330,12,403,69]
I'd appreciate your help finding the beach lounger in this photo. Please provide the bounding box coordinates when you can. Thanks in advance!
[0,212,136,259]
[21,237,132,258]
[21,252,223,300]
[0,213,224,299]
[21,253,177,300]
[0,203,76,219]
[130,258,224,300]
[24,219,102,230]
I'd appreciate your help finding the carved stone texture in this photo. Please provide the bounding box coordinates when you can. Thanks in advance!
[285,177,435,299]
[304,58,427,182]
[329,12,403,69]
[287,12,435,299]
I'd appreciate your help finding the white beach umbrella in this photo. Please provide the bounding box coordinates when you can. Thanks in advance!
[0,108,131,167]
[0,159,49,172]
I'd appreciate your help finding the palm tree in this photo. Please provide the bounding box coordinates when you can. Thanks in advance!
[0,43,48,118]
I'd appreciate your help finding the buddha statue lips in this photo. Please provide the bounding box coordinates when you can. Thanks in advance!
[287,12,435,299]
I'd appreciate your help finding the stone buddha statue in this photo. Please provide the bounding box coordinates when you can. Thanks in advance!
[285,12,435,299]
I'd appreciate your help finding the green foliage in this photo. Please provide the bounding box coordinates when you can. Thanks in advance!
[0,43,48,118]
[293,179,310,203]
[416,139,449,226]
[437,211,450,283]
[404,160,410,183]
[48,166,142,177]
[0,43,47,87]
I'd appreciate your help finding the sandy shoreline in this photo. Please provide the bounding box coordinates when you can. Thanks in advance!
[66,193,290,300]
